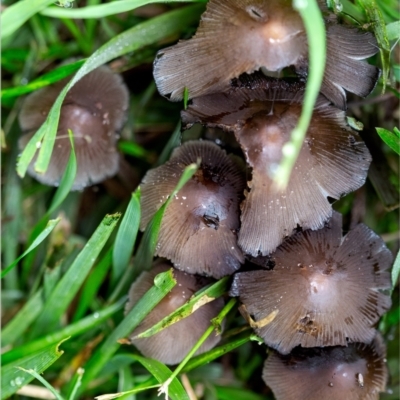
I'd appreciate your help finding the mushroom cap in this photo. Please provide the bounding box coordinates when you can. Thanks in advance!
[140,140,246,278]
[263,333,388,400]
[230,212,393,354]
[19,66,129,190]
[182,76,372,256]
[312,23,380,110]
[125,262,225,365]
[153,0,379,108]
[154,0,306,100]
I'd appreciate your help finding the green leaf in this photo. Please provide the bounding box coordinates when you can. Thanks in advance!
[73,247,113,322]
[392,250,400,290]
[1,340,65,399]
[1,218,60,278]
[16,367,65,400]
[2,298,124,365]
[214,386,265,400]
[112,189,141,284]
[1,0,55,40]
[47,129,77,214]
[1,290,43,346]
[29,213,120,337]
[16,4,204,178]
[386,21,400,40]
[273,0,326,189]
[136,277,230,338]
[1,59,85,99]
[41,0,205,18]
[183,333,252,373]
[79,269,177,394]
[376,127,400,155]
[131,355,190,400]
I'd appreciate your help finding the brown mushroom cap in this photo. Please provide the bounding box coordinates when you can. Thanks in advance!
[182,77,371,257]
[19,66,129,190]
[140,140,246,278]
[230,212,392,354]
[154,0,306,101]
[125,262,225,365]
[263,333,388,400]
[154,0,379,109]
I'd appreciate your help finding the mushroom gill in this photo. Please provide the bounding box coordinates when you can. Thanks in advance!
[263,333,388,400]
[140,140,246,278]
[182,76,372,256]
[153,0,379,109]
[230,212,392,354]
[125,262,224,365]
[19,66,129,190]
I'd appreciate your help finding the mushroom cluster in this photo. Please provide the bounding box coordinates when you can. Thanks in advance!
[132,0,394,397]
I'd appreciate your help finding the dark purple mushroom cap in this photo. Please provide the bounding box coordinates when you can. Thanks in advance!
[230,212,392,354]
[154,0,379,109]
[140,140,245,278]
[263,333,388,400]
[125,262,225,365]
[19,66,129,190]
[154,0,306,100]
[182,77,371,257]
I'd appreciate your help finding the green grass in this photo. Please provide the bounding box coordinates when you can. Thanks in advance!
[1,0,399,399]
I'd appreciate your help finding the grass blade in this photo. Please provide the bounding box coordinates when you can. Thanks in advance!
[17,4,205,178]
[376,127,400,155]
[273,0,326,189]
[136,277,230,338]
[29,213,120,337]
[1,59,85,99]
[392,250,400,290]
[112,189,141,284]
[2,298,125,365]
[16,367,64,400]
[133,355,190,400]
[79,269,177,393]
[1,340,65,399]
[41,0,205,18]
[1,0,55,40]
[1,218,60,278]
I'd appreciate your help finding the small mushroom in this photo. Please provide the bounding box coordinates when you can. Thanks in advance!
[230,212,392,354]
[153,0,379,108]
[125,262,225,365]
[182,76,371,256]
[19,66,129,190]
[140,140,245,278]
[263,333,388,400]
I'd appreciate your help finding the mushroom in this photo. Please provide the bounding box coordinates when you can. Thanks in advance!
[19,66,129,190]
[153,0,379,109]
[125,262,225,365]
[182,75,372,257]
[263,333,388,400]
[230,212,393,354]
[140,140,245,278]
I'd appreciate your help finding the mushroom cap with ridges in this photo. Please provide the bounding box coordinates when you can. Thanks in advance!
[154,0,306,101]
[154,0,379,109]
[19,66,129,190]
[182,77,371,257]
[230,212,392,354]
[125,262,225,365]
[140,140,245,278]
[263,333,388,400]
